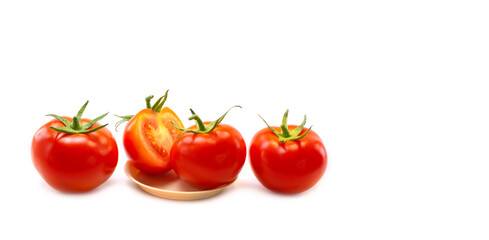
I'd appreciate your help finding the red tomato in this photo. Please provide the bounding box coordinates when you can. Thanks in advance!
[120,92,183,174]
[170,107,246,189]
[249,111,327,194]
[31,102,118,193]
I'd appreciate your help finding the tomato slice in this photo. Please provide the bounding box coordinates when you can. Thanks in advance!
[123,107,183,174]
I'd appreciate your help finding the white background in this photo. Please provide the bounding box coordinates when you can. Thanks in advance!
[1,0,488,239]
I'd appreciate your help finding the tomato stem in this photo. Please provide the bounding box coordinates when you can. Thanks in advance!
[113,90,170,131]
[47,101,109,134]
[189,109,207,131]
[72,116,82,130]
[171,106,241,142]
[145,95,154,109]
[259,109,312,143]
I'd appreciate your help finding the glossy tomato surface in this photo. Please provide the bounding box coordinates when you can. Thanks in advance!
[31,118,118,192]
[123,107,183,174]
[170,123,246,189]
[249,125,327,194]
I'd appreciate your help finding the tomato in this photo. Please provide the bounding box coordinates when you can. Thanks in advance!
[170,106,246,189]
[249,110,327,194]
[119,91,184,174]
[123,108,183,174]
[31,101,118,193]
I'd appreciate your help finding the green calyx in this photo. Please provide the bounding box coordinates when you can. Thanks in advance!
[115,90,170,131]
[47,101,108,134]
[259,109,312,143]
[171,105,241,141]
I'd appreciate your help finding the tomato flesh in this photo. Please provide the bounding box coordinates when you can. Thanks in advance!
[143,120,169,158]
[123,107,183,174]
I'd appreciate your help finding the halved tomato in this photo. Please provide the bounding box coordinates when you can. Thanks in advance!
[119,91,184,174]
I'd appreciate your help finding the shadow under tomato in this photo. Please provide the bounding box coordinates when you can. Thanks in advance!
[229,177,321,198]
[227,178,263,192]
[38,177,118,195]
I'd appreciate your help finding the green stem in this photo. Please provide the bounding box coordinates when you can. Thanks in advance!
[145,95,154,109]
[72,116,82,130]
[259,110,312,143]
[48,101,108,134]
[172,106,241,142]
[188,109,207,131]
[114,90,170,132]
[195,120,206,131]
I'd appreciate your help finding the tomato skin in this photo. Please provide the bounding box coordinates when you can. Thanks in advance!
[31,118,118,193]
[249,125,327,194]
[123,107,183,174]
[170,123,246,189]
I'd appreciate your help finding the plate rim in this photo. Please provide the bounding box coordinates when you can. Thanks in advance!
[124,161,231,198]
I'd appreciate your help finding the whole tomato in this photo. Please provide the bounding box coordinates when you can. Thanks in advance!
[31,101,118,193]
[249,110,327,194]
[116,90,184,174]
[170,106,246,189]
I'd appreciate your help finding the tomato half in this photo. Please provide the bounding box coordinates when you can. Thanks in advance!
[170,123,246,189]
[123,107,183,174]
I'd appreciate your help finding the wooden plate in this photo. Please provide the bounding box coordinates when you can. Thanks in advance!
[124,161,231,200]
